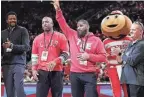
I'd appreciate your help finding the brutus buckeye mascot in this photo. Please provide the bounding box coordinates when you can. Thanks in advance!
[101,10,132,97]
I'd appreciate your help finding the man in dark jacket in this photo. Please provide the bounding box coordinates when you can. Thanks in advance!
[1,11,30,97]
[114,21,144,97]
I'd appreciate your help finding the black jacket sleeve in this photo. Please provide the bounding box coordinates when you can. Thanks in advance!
[1,38,4,56]
[126,41,144,66]
[11,27,30,54]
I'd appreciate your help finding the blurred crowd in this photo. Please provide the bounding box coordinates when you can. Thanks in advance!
[1,1,144,83]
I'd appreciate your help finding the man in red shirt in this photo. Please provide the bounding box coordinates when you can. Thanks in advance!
[31,16,69,97]
[52,1,107,97]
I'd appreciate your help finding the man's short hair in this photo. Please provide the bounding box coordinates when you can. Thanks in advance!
[133,21,144,38]
[133,21,144,31]
[6,11,17,20]
[78,19,89,27]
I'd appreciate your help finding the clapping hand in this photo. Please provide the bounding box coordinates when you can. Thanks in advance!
[3,38,11,48]
[47,61,56,72]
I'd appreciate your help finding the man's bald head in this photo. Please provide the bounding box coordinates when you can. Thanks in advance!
[42,16,54,32]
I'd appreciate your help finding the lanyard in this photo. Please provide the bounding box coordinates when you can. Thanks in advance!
[44,31,54,51]
[81,35,89,51]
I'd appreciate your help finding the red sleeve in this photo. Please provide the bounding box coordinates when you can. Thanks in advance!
[52,34,70,65]
[56,34,70,64]
[59,34,69,53]
[31,38,39,70]
[88,38,108,63]
[56,8,76,39]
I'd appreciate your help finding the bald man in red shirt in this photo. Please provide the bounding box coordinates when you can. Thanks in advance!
[31,16,69,97]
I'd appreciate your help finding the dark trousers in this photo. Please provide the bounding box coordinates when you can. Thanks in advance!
[36,70,63,97]
[70,72,98,97]
[127,84,144,97]
[2,65,26,97]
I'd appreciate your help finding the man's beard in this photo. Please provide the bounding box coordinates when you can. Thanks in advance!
[44,27,52,33]
[45,29,51,32]
[78,31,87,38]
[9,22,16,27]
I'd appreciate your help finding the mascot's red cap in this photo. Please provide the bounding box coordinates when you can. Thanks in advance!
[110,10,123,15]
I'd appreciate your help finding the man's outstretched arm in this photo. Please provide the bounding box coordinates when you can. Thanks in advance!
[52,0,76,39]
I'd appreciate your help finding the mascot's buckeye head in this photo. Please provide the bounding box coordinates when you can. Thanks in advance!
[101,10,132,39]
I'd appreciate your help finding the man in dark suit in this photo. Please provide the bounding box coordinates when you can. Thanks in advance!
[114,21,144,97]
[1,11,30,97]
